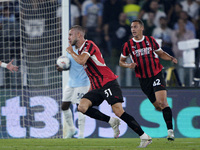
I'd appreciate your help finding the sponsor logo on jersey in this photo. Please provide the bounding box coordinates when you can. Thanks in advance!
[132,47,152,57]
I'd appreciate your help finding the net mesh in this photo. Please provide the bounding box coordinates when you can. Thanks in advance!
[0,0,63,138]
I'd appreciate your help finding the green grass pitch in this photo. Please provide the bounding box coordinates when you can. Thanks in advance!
[0,138,199,150]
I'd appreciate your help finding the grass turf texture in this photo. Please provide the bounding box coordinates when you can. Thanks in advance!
[0,138,199,150]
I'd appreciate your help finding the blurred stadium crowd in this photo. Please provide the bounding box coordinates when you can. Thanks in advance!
[0,0,200,87]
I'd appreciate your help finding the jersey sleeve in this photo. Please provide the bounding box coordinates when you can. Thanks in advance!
[150,36,161,52]
[121,42,130,58]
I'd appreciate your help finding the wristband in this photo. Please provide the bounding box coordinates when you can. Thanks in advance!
[171,57,174,61]
[1,62,8,68]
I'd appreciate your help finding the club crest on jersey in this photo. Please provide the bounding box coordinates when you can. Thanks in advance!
[83,47,87,52]
[146,41,150,46]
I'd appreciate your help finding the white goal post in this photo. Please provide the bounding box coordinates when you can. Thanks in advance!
[61,0,70,139]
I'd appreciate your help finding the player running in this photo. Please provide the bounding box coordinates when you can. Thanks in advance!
[119,19,177,141]
[66,25,152,148]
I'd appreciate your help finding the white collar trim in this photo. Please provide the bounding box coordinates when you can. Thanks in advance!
[132,36,145,42]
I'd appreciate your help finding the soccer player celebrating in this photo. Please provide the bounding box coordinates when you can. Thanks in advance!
[0,59,18,72]
[119,19,177,141]
[66,25,152,148]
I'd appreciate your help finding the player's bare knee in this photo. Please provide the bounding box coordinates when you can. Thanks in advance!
[156,102,168,111]
[153,102,162,111]
[113,109,119,117]
[158,100,168,109]
[61,102,70,111]
[161,104,169,110]
[61,106,68,111]
[155,107,162,111]
[78,98,92,113]
[78,104,90,114]
[113,109,124,117]
[77,105,85,113]
[112,104,124,117]
[113,110,122,117]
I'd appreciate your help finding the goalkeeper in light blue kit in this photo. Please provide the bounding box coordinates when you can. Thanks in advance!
[56,46,90,139]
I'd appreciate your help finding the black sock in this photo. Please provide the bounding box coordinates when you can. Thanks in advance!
[162,107,173,130]
[84,107,110,122]
[120,112,144,136]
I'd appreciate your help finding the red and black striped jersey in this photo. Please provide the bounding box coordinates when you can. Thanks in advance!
[78,40,118,90]
[121,36,163,78]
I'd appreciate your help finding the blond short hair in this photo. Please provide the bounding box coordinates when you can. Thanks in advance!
[70,25,85,36]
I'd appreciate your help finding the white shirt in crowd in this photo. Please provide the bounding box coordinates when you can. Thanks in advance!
[56,4,80,26]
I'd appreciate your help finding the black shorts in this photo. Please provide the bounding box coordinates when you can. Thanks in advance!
[139,71,166,103]
[82,79,124,106]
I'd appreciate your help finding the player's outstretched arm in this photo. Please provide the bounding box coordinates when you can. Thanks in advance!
[0,59,19,72]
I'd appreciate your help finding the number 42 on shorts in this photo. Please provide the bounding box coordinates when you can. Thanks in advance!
[153,79,161,86]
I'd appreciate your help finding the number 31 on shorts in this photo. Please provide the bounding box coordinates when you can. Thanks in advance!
[104,88,112,97]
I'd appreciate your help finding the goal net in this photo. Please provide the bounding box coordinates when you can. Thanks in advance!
[0,0,138,139]
[0,0,63,138]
